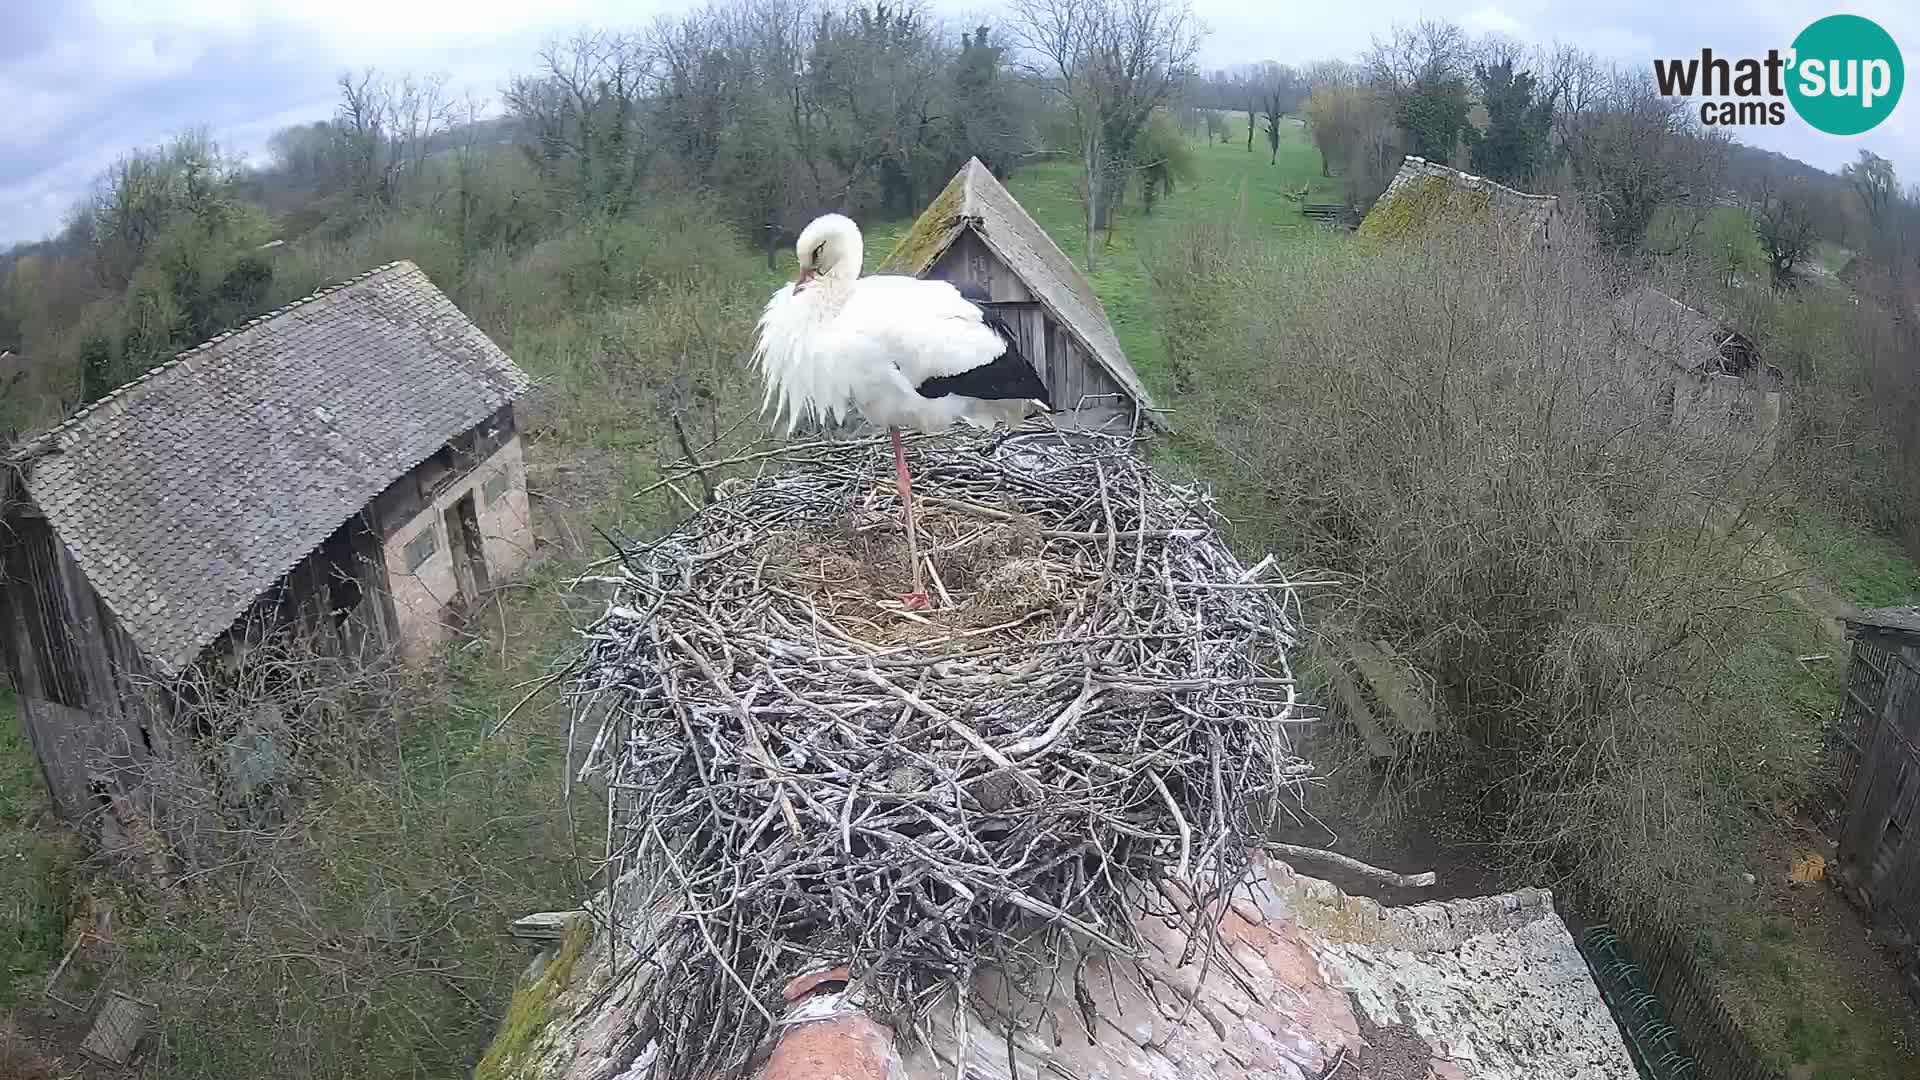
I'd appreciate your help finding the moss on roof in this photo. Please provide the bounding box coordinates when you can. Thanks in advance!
[1358,175,1491,240]
[475,920,591,1080]
[877,169,968,274]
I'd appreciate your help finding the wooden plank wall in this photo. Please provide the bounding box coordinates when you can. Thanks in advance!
[1592,916,1785,1080]
[0,508,167,820]
[1836,633,1893,799]
[1,487,399,831]
[1838,633,1920,947]
[928,234,1128,425]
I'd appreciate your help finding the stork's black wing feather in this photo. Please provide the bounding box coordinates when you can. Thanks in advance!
[914,305,1054,409]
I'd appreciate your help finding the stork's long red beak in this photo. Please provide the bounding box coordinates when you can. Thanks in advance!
[794,268,816,292]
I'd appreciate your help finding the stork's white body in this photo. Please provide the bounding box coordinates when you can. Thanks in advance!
[753,216,1049,436]
[756,275,1036,433]
[754,214,1051,608]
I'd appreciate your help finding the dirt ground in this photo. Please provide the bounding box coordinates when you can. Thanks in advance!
[0,1007,129,1080]
[1707,822,1920,1079]
[1343,1003,1444,1080]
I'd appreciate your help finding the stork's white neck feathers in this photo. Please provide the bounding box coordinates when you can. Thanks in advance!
[796,214,862,297]
[753,215,865,430]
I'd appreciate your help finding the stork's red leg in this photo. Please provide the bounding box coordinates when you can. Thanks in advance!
[890,428,929,610]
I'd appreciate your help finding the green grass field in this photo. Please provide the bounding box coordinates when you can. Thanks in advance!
[1778,505,1920,609]
[1,685,77,1010]
[1008,128,1335,393]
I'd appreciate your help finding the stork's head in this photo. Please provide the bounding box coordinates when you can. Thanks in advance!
[793,214,862,293]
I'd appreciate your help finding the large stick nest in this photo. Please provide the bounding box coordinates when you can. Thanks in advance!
[572,432,1311,1079]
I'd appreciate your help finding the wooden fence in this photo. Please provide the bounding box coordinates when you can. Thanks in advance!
[1832,625,1920,993]
[1301,203,1357,229]
[1580,917,1783,1080]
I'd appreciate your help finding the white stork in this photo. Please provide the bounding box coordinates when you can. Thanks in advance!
[754,213,1053,609]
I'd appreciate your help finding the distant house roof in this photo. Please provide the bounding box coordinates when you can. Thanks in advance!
[513,854,1637,1080]
[10,261,530,674]
[1361,156,1558,241]
[1846,606,1920,636]
[1611,285,1762,377]
[877,157,1159,426]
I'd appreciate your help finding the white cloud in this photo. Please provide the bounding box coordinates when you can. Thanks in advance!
[1462,6,1526,38]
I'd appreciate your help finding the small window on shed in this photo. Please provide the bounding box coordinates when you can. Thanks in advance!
[415,447,455,500]
[481,470,512,507]
[403,525,438,571]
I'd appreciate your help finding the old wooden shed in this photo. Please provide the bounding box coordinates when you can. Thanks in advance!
[1610,285,1788,459]
[0,261,534,825]
[1834,605,1920,995]
[877,158,1160,432]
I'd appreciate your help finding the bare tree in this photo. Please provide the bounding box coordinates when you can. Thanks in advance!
[1303,58,1358,89]
[335,69,454,207]
[1254,62,1303,165]
[1844,150,1901,269]
[1754,179,1819,288]
[1010,0,1204,269]
[1363,20,1472,161]
[1364,19,1470,88]
[503,31,653,216]
[84,128,237,290]
[1537,44,1605,179]
[1564,71,1729,251]
[1845,151,1897,228]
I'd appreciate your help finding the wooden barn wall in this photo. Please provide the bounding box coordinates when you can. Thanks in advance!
[370,405,517,538]
[0,504,166,820]
[1837,632,1920,949]
[931,232,1034,303]
[927,235,1126,416]
[219,512,394,662]
[1,485,397,826]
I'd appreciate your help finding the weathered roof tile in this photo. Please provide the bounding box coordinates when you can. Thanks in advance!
[16,261,530,674]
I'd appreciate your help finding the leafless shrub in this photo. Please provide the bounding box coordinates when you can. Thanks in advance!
[106,612,410,872]
[1145,208,1807,915]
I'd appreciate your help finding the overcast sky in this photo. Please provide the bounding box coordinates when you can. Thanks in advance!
[3,0,1915,246]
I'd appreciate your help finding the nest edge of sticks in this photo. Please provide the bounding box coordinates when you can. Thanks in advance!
[572,432,1313,1078]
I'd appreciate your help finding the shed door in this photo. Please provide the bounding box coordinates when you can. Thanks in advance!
[981,301,1048,395]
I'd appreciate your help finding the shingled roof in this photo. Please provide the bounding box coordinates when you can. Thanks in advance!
[12,261,529,675]
[510,854,1637,1080]
[1361,155,1558,242]
[1610,284,1751,374]
[1846,606,1920,636]
[877,157,1159,426]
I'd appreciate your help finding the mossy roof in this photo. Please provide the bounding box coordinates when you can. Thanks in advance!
[1360,156,1557,242]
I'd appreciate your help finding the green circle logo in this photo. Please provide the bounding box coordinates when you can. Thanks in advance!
[1788,15,1904,135]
